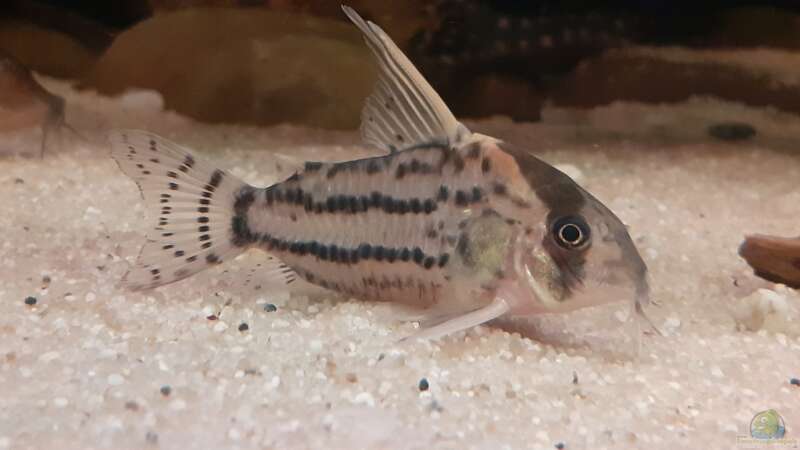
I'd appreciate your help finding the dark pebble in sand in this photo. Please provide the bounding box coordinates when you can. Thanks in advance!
[14,178,24,184]
[24,296,37,305]
[790,378,800,386]
[555,443,565,449]
[238,322,249,332]
[708,122,757,141]
[206,314,218,321]
[263,304,277,312]
[160,385,171,396]
[418,378,429,391]
[146,431,158,445]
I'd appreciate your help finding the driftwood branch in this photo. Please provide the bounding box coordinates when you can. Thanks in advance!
[739,234,800,288]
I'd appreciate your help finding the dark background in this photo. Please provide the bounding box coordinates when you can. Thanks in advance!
[3,0,800,126]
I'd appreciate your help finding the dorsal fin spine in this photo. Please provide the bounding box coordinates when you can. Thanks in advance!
[342,5,469,153]
[369,36,438,139]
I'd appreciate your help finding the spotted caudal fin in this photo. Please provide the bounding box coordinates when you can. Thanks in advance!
[109,130,250,290]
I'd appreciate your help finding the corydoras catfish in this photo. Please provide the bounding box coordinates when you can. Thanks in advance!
[110,6,657,341]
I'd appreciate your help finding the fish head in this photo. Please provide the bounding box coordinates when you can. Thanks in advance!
[497,142,650,316]
[536,192,649,311]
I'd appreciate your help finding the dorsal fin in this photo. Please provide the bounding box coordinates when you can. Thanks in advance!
[342,5,470,153]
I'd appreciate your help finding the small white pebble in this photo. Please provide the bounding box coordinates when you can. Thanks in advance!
[38,351,60,363]
[614,310,630,323]
[272,319,290,328]
[741,388,757,397]
[265,375,281,390]
[213,321,228,332]
[84,292,96,303]
[53,397,68,408]
[710,366,724,378]
[353,392,375,407]
[0,437,9,448]
[663,316,681,332]
[170,399,187,411]
[107,374,125,386]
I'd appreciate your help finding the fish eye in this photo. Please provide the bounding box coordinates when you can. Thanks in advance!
[552,216,591,249]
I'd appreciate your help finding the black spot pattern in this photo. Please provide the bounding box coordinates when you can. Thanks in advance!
[304,161,323,172]
[257,234,449,270]
[262,187,447,217]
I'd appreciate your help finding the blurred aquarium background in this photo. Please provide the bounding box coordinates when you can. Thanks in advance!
[2,4,800,448]
[1,0,800,132]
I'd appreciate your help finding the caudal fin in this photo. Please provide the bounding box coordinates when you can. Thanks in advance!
[109,130,250,290]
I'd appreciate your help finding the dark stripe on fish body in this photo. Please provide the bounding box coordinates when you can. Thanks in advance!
[471,187,484,202]
[260,187,445,217]
[234,186,256,214]
[396,163,407,179]
[450,154,465,173]
[481,158,491,173]
[366,159,382,174]
[231,215,255,247]
[465,142,481,159]
[304,161,323,172]
[255,234,448,270]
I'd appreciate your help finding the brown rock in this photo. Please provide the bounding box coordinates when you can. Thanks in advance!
[739,234,800,288]
[552,48,800,116]
[0,20,97,79]
[82,8,377,129]
[0,52,66,157]
[147,1,429,47]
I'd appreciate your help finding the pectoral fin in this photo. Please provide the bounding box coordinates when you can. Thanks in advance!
[399,297,510,342]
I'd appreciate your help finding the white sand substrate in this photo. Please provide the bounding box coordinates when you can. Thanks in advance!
[0,78,798,450]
